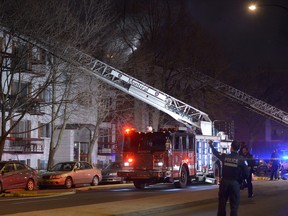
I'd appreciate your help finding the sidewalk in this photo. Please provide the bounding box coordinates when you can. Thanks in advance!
[5,179,288,216]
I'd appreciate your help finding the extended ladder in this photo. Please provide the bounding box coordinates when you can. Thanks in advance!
[61,47,212,132]
[186,69,288,126]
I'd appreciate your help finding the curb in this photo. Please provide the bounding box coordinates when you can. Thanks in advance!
[0,190,76,197]
[0,183,128,198]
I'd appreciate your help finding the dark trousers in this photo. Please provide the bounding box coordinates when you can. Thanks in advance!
[218,180,240,216]
[270,166,279,180]
[247,172,253,196]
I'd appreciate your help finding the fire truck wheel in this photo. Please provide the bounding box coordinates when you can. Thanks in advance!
[175,166,187,188]
[133,180,146,189]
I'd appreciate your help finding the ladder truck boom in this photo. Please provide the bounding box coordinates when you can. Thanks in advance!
[62,47,212,133]
[188,70,288,126]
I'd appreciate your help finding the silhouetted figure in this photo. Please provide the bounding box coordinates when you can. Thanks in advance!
[241,146,255,198]
[270,149,280,181]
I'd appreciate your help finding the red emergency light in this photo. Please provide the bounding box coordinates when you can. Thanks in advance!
[124,128,136,134]
[124,157,134,167]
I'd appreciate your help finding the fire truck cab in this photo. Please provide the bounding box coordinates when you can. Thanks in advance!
[117,127,231,189]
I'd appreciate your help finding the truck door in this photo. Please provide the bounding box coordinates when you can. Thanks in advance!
[188,135,196,176]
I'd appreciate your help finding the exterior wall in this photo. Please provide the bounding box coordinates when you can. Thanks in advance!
[54,130,74,164]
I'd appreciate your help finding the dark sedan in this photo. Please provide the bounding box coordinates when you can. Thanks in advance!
[101,162,124,183]
[0,161,37,193]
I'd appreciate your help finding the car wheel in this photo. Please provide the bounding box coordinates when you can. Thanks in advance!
[26,179,35,191]
[64,177,73,189]
[91,176,99,186]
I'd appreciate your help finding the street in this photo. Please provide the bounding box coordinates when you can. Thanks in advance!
[0,180,287,216]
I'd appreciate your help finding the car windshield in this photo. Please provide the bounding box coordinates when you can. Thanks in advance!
[51,162,75,171]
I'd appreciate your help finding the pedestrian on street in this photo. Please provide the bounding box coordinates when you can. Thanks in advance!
[208,140,249,216]
[270,148,280,181]
[241,145,255,198]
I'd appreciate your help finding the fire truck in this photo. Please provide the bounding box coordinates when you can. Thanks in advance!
[118,127,231,188]
[10,27,288,187]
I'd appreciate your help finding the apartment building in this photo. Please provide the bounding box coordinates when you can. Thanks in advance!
[0,29,118,170]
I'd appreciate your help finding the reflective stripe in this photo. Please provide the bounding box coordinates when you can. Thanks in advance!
[224,162,238,167]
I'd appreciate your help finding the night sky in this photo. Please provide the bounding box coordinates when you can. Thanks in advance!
[189,0,288,71]
[186,1,288,155]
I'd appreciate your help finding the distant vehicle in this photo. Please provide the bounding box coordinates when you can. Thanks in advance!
[101,162,124,184]
[38,161,102,189]
[0,161,37,193]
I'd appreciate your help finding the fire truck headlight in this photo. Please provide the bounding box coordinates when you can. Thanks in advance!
[157,162,164,166]
[124,162,130,166]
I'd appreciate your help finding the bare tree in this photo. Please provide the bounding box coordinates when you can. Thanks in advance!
[117,0,229,130]
[0,29,57,160]
[0,0,120,165]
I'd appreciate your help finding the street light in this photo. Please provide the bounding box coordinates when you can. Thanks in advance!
[248,4,257,11]
[248,2,288,12]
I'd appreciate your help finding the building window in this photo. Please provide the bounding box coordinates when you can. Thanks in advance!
[13,42,31,71]
[12,81,31,98]
[74,142,88,161]
[99,128,110,143]
[38,122,51,138]
[31,46,45,64]
[11,120,31,138]
[39,87,52,102]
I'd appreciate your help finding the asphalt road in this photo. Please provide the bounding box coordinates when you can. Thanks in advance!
[1,180,288,216]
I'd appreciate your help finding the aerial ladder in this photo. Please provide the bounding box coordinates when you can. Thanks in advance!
[60,47,288,129]
[184,69,288,127]
[59,47,213,135]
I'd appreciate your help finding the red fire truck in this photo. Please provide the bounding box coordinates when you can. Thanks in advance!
[117,127,231,189]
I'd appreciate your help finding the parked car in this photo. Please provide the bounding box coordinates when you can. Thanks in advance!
[0,161,37,193]
[38,161,102,189]
[101,162,124,184]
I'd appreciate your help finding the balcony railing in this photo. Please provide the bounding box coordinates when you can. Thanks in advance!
[4,137,44,154]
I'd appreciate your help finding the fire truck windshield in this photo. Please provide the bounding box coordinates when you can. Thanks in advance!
[123,132,168,153]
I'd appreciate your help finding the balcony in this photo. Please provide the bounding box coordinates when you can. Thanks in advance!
[4,137,44,154]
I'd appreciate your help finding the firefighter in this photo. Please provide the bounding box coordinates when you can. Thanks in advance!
[241,145,255,198]
[208,140,249,216]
